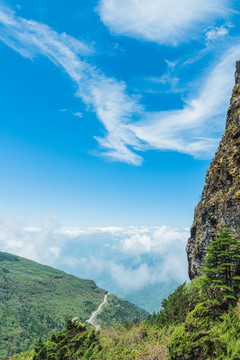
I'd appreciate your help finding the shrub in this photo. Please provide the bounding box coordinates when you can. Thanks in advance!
[168,300,221,360]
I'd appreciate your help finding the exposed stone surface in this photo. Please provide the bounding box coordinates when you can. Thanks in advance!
[187,61,240,279]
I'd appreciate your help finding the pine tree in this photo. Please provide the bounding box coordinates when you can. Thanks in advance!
[203,228,240,303]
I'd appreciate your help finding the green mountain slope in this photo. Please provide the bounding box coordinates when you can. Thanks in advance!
[12,277,240,360]
[0,251,148,358]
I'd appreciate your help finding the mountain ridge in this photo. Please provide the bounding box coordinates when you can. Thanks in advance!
[0,250,148,358]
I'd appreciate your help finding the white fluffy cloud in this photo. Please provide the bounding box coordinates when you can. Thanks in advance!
[106,226,189,291]
[97,0,229,45]
[109,263,152,290]
[121,226,188,254]
[0,214,62,264]
[206,25,230,41]
[0,214,188,293]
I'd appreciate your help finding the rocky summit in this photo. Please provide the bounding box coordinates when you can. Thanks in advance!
[187,61,240,280]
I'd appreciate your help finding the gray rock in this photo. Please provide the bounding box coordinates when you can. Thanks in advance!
[187,61,240,279]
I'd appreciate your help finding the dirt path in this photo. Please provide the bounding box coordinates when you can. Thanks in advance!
[86,292,110,331]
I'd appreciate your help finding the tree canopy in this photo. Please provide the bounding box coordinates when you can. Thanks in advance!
[203,228,240,303]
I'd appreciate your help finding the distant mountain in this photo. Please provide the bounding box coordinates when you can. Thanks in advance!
[0,251,148,358]
[124,281,181,313]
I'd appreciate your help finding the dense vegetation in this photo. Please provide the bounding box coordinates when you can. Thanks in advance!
[98,294,148,326]
[0,251,147,358]
[203,228,240,303]
[11,281,240,359]
[10,228,240,360]
[32,320,101,360]
[167,228,240,359]
[11,318,171,360]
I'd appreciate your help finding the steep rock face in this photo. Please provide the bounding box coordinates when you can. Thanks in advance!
[187,61,240,279]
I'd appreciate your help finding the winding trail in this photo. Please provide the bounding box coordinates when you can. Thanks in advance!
[86,292,110,331]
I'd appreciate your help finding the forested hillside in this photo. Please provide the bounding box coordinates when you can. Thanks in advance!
[0,251,147,358]
[10,228,240,360]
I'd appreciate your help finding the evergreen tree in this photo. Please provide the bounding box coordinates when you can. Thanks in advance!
[203,228,240,302]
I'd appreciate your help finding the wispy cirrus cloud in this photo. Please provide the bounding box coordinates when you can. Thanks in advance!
[0,4,143,165]
[0,3,239,165]
[129,45,240,156]
[97,0,230,45]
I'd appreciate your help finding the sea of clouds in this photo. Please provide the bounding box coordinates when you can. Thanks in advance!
[0,213,189,299]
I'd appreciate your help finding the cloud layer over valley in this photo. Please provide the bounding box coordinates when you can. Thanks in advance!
[0,214,188,298]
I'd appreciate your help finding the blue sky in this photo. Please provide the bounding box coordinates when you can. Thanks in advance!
[0,0,239,308]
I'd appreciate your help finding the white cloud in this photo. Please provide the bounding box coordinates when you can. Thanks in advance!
[109,263,152,290]
[54,224,189,291]
[206,25,230,41]
[73,111,83,118]
[0,214,62,264]
[129,45,240,157]
[0,5,92,59]
[0,5,143,165]
[23,226,41,233]
[97,0,229,45]
[55,225,127,237]
[54,225,183,241]
[0,4,238,165]
[108,256,187,292]
[121,226,188,254]
[0,213,188,293]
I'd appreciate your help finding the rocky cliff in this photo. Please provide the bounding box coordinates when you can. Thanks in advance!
[187,61,240,279]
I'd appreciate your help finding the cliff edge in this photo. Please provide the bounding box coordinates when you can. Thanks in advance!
[187,61,240,279]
